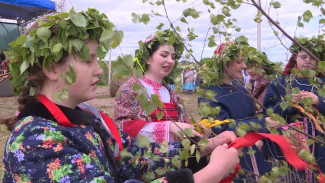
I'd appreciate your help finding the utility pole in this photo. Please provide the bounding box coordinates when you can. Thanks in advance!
[108,50,111,84]
[257,0,261,50]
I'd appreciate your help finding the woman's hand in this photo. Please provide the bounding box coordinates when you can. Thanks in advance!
[210,130,236,145]
[193,144,239,183]
[292,91,320,106]
[170,122,203,138]
[265,117,280,128]
[201,127,212,137]
[299,91,320,106]
[201,131,237,156]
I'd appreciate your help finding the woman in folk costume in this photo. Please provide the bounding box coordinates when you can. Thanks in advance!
[1,9,240,183]
[263,36,325,182]
[246,50,277,114]
[198,36,272,182]
[184,69,195,94]
[114,30,205,143]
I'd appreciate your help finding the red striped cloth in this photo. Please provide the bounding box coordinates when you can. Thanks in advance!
[150,103,178,122]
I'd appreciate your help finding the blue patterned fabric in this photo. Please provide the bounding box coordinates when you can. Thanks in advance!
[2,102,184,183]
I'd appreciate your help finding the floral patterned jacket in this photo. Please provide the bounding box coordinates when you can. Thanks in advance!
[2,101,194,183]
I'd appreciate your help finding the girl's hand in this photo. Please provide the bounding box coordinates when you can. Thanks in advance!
[299,91,320,106]
[201,131,237,156]
[201,127,212,137]
[170,122,203,138]
[292,91,319,106]
[211,131,236,145]
[265,117,280,128]
[210,144,239,178]
[193,144,239,183]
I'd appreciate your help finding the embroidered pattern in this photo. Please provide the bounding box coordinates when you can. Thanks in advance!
[114,76,190,138]
[142,76,163,100]
[153,122,169,143]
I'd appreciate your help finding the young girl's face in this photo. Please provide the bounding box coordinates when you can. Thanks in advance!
[296,50,317,70]
[63,40,103,106]
[146,44,176,80]
[226,56,246,79]
[246,66,264,81]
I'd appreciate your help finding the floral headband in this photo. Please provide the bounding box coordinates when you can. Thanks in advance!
[133,29,184,83]
[214,41,232,55]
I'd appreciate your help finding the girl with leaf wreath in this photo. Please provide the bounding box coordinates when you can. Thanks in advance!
[263,36,325,182]
[1,9,240,183]
[245,50,278,114]
[198,36,272,182]
[114,30,210,144]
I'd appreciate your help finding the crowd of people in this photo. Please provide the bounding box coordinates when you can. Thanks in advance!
[181,69,201,94]
[0,8,324,183]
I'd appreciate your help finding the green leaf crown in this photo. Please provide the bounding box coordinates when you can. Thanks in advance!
[289,35,325,61]
[246,47,277,76]
[9,8,123,95]
[200,35,276,86]
[133,29,184,83]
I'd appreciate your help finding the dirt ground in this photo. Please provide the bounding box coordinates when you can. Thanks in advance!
[0,86,200,180]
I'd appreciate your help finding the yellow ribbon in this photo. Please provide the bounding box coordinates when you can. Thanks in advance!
[133,57,145,74]
[194,119,232,133]
[293,104,325,134]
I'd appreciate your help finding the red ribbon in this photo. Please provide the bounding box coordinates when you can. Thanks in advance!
[38,94,124,160]
[37,94,75,127]
[220,132,324,183]
[99,111,123,160]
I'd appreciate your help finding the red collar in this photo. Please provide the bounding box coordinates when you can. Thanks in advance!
[142,76,162,90]
[37,94,75,127]
[37,94,123,160]
[142,76,163,100]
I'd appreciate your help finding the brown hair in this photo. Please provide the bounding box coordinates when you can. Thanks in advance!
[0,65,45,130]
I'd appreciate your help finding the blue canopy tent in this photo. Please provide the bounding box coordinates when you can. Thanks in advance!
[0,0,56,24]
[0,0,56,97]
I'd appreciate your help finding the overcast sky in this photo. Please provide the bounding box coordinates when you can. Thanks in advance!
[65,0,323,64]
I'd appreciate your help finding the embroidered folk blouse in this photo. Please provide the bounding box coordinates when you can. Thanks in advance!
[114,76,190,143]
